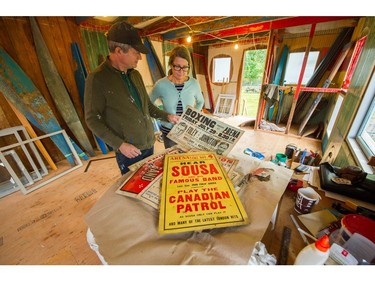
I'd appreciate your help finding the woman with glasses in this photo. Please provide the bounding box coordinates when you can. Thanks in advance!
[150,45,204,148]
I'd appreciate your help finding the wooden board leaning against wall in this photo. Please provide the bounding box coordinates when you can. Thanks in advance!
[0,17,96,168]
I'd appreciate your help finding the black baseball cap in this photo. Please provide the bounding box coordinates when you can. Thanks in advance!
[106,21,149,54]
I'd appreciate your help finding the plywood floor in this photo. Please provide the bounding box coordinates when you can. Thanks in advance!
[0,117,322,265]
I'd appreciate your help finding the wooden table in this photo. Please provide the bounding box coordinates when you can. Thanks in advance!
[261,168,341,265]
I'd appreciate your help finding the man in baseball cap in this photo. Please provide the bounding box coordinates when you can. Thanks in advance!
[106,21,149,54]
[85,21,180,175]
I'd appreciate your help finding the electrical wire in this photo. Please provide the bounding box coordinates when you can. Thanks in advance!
[172,16,194,32]
[172,16,257,45]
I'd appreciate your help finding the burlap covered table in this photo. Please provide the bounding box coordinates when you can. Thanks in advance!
[85,140,293,264]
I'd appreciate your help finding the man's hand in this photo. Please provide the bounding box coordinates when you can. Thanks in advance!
[167,114,180,124]
[118,142,141,158]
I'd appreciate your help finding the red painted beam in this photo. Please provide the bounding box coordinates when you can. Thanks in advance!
[187,16,359,43]
[270,16,357,29]
[280,86,346,94]
[300,87,343,93]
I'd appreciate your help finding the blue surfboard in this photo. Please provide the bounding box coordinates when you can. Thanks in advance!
[0,47,87,164]
[71,42,109,154]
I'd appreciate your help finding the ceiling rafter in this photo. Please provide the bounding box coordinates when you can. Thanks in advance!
[168,16,360,44]
[141,16,228,35]
[78,16,360,47]
[196,35,270,47]
[159,16,283,41]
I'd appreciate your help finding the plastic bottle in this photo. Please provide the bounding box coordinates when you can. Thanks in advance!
[294,235,330,265]
[300,148,307,164]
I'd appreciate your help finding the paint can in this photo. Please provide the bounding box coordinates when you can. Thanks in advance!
[276,153,287,164]
[336,214,375,245]
[294,187,321,214]
[285,144,297,159]
[285,144,297,168]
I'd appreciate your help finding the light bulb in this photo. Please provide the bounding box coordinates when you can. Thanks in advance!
[234,43,239,49]
[187,35,192,43]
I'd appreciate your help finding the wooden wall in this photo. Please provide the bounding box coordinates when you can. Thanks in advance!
[278,30,353,128]
[323,17,375,168]
[206,29,350,131]
[0,17,95,165]
[1,16,373,173]
[81,28,109,72]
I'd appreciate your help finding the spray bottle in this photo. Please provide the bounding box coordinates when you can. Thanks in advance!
[294,235,330,265]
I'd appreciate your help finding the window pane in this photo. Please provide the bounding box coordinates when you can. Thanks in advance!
[284,51,319,84]
[348,71,375,173]
[213,57,231,83]
[357,96,375,156]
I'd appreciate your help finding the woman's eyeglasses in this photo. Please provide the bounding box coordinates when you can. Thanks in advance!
[172,65,190,72]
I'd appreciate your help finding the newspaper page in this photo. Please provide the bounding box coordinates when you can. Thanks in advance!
[138,154,240,209]
[167,106,244,156]
[158,151,249,234]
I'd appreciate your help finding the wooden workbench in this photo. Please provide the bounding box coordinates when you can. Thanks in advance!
[261,167,340,265]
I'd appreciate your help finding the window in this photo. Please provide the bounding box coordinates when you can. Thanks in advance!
[348,71,375,173]
[210,55,233,84]
[358,97,375,156]
[213,57,231,83]
[284,51,319,85]
[213,94,236,117]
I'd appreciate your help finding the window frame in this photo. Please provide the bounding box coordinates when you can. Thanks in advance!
[213,94,236,117]
[283,51,320,85]
[210,54,233,85]
[347,69,375,174]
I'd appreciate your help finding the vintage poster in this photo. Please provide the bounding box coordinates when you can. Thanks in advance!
[116,147,185,199]
[167,106,244,156]
[189,147,239,175]
[137,174,163,209]
[137,154,240,209]
[217,155,239,175]
[128,146,186,172]
[115,153,164,197]
[158,151,249,234]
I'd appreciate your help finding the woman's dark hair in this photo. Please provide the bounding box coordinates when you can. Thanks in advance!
[168,45,191,75]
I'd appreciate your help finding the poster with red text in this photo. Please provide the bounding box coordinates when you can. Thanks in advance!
[158,151,249,234]
[138,154,240,210]
[116,146,185,199]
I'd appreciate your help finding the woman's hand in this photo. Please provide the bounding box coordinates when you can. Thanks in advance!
[167,114,180,124]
